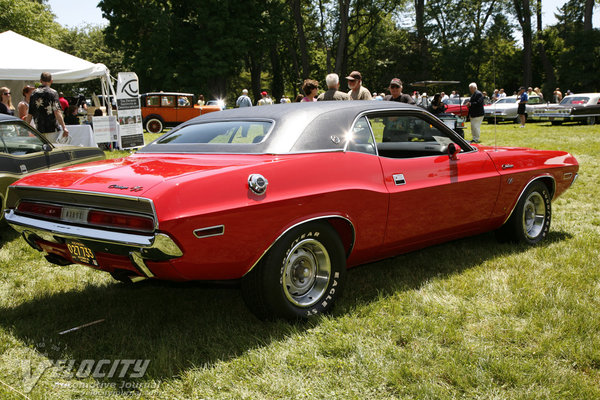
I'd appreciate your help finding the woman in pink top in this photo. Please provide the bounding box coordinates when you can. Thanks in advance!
[301,79,319,102]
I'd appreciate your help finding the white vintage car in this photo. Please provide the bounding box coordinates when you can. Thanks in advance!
[484,95,545,123]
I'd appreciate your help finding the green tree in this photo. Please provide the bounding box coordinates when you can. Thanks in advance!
[0,0,62,44]
[53,26,126,97]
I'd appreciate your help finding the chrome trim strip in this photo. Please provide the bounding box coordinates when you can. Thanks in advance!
[570,173,578,187]
[501,174,556,225]
[5,210,182,257]
[242,215,356,277]
[193,225,225,239]
[129,251,155,278]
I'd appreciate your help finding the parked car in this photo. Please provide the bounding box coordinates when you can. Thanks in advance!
[443,97,470,117]
[141,92,221,133]
[484,95,544,123]
[4,102,578,320]
[205,99,226,110]
[533,93,600,125]
[0,114,105,221]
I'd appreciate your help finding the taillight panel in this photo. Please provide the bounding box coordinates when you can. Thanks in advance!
[15,201,155,233]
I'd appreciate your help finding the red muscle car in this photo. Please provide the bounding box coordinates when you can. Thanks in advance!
[4,102,579,320]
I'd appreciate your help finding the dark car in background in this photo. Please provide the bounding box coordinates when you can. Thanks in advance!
[0,114,105,221]
[534,93,600,125]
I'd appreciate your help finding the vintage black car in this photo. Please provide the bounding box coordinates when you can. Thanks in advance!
[0,114,105,220]
[534,93,600,125]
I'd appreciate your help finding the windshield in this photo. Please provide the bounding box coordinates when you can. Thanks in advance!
[560,96,590,105]
[496,98,517,104]
[156,121,273,145]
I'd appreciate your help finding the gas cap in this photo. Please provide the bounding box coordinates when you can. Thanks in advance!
[248,174,268,195]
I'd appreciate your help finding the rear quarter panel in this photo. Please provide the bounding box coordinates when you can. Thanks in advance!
[484,147,578,224]
[145,152,389,280]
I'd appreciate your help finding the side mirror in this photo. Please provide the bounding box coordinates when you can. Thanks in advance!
[42,143,52,152]
[448,143,461,160]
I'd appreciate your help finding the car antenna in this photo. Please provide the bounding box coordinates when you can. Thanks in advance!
[493,48,498,151]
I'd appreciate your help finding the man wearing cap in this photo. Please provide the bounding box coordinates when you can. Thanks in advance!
[257,91,273,106]
[346,71,372,100]
[317,73,350,101]
[236,89,252,107]
[384,78,415,104]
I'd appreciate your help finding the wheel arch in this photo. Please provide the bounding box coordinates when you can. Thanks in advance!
[243,215,355,277]
[502,174,556,225]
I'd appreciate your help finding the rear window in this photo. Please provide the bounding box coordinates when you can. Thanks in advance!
[560,96,590,105]
[156,121,273,144]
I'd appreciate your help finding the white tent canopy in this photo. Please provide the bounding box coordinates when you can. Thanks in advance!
[0,30,108,83]
[0,30,115,115]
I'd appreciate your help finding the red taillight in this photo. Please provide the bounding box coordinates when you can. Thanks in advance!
[16,201,154,233]
[17,201,62,219]
[87,210,154,232]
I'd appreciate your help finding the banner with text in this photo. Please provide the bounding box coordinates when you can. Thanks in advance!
[116,72,144,149]
[92,116,118,144]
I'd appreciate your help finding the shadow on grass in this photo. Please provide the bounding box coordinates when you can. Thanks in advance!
[0,223,20,246]
[0,230,572,384]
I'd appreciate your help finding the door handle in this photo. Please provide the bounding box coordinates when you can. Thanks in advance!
[502,164,514,170]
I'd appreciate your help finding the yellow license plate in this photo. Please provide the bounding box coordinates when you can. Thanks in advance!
[66,241,98,266]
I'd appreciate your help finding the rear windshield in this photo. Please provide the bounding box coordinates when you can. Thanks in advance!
[560,96,590,105]
[156,121,273,145]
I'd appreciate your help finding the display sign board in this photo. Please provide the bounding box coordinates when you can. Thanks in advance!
[116,72,144,149]
[92,116,118,144]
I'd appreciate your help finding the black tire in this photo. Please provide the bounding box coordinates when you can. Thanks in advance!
[144,116,164,134]
[585,116,597,125]
[550,120,562,126]
[495,181,551,245]
[241,221,346,320]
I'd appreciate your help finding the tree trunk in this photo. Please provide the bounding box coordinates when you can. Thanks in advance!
[414,0,428,79]
[248,54,262,105]
[289,0,310,79]
[584,0,594,31]
[536,0,555,94]
[334,0,350,75]
[513,0,532,87]
[269,46,284,103]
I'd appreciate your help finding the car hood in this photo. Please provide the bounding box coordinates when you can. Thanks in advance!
[11,153,281,196]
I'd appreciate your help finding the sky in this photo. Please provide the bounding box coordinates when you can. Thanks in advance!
[47,0,598,29]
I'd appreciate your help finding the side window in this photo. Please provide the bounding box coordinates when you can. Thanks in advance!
[161,96,175,107]
[0,123,45,155]
[347,116,376,154]
[177,96,192,107]
[366,113,459,159]
[146,96,160,106]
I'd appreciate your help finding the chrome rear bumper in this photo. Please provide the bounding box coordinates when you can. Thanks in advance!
[5,210,183,278]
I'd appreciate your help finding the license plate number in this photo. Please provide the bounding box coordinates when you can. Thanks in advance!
[67,241,98,266]
[61,207,89,223]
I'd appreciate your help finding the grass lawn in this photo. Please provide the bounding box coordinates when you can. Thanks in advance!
[0,121,599,399]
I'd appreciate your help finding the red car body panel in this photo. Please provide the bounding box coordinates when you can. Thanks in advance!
[9,144,578,281]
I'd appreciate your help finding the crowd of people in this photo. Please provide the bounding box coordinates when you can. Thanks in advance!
[232,73,581,143]
[0,72,106,141]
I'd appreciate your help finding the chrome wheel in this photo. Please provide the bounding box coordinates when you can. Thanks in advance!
[282,238,331,307]
[522,192,546,239]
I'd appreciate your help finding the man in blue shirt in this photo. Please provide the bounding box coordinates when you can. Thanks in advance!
[517,87,528,128]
